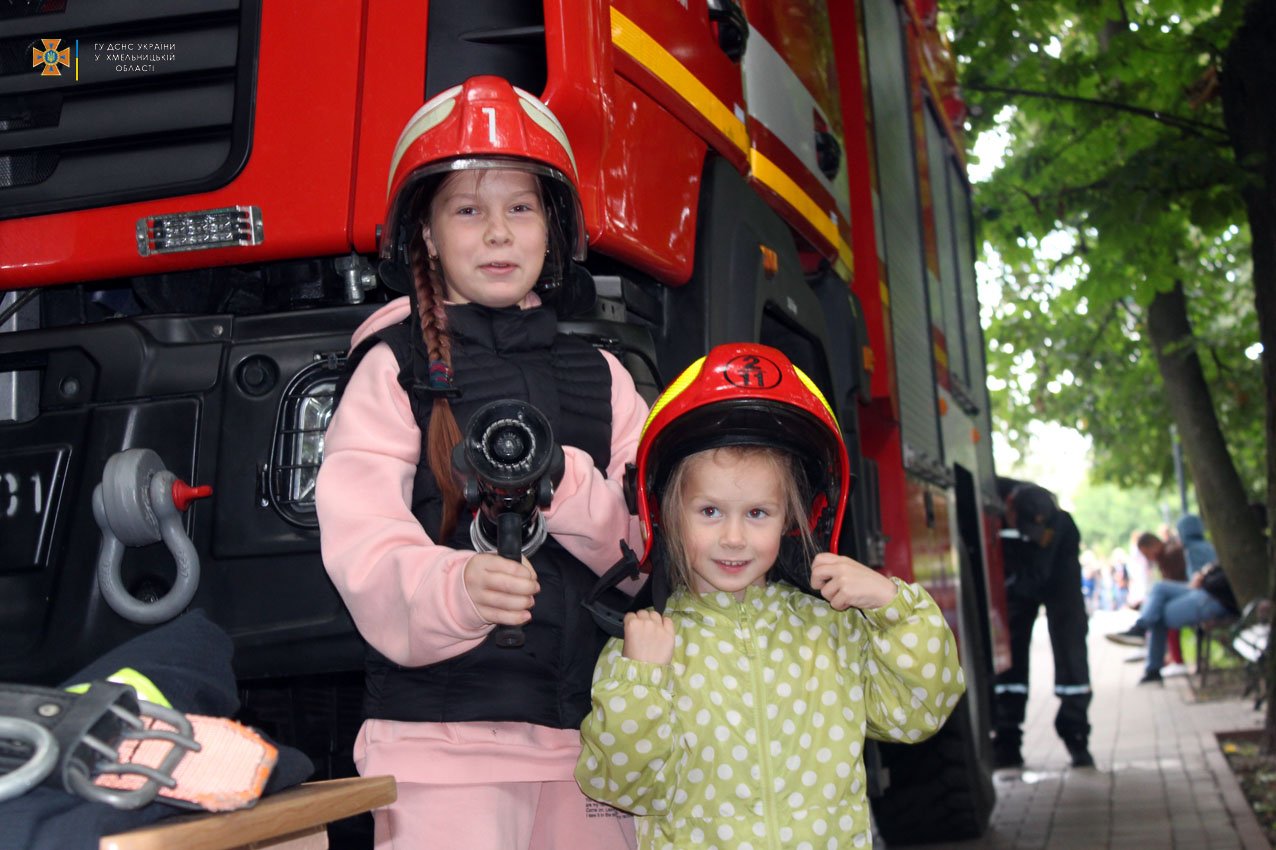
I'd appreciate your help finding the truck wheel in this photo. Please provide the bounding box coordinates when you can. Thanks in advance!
[871,548,995,844]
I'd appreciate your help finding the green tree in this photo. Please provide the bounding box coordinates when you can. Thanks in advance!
[948,0,1275,740]
[949,2,1267,596]
[1069,480,1175,555]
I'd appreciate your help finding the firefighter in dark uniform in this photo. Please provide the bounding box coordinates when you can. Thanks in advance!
[991,477,1094,769]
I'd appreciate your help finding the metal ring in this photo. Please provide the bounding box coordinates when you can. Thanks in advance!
[470,511,548,558]
[0,717,58,802]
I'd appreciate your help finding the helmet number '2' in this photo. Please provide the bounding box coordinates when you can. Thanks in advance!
[482,107,498,145]
[725,354,782,389]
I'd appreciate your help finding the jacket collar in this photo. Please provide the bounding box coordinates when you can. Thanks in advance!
[668,582,784,615]
[445,302,557,355]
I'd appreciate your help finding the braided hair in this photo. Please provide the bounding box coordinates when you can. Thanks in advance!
[407,180,466,541]
[405,169,563,541]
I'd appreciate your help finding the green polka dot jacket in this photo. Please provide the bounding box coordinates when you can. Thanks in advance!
[576,578,965,849]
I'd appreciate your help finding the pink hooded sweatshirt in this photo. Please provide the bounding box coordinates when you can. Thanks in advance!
[316,296,648,785]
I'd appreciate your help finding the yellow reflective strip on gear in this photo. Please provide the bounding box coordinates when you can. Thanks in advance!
[749,149,853,269]
[644,355,707,435]
[610,7,749,155]
[66,667,173,708]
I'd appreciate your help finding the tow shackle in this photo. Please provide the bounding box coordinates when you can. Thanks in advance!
[92,448,212,625]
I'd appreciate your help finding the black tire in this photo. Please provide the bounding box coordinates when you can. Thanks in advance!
[871,548,996,844]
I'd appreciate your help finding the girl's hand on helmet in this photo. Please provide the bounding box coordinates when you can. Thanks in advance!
[622,609,676,665]
[810,552,898,611]
[463,553,539,626]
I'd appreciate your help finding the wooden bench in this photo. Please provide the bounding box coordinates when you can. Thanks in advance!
[101,775,396,850]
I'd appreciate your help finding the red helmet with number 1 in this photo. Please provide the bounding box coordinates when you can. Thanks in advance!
[380,75,586,271]
[633,342,851,568]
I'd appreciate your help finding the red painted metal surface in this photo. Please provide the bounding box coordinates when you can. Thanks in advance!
[739,0,852,265]
[545,0,704,284]
[861,397,913,583]
[742,0,842,134]
[905,478,959,629]
[588,75,705,284]
[609,0,746,170]
[984,511,1012,672]
[829,1,897,405]
[543,0,613,252]
[348,0,429,254]
[745,118,844,261]
[0,2,367,289]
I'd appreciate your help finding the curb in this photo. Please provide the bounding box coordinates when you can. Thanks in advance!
[1206,729,1271,850]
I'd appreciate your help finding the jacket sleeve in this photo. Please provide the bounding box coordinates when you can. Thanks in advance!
[575,639,676,816]
[542,350,649,578]
[316,343,491,668]
[847,579,966,744]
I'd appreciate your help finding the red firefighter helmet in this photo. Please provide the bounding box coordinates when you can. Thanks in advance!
[633,342,851,567]
[380,75,586,269]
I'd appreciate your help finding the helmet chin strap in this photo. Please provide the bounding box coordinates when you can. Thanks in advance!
[771,537,821,599]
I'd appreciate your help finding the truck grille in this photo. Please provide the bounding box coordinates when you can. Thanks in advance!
[0,0,260,220]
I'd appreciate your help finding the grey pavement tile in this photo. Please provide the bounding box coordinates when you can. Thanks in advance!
[879,609,1266,850]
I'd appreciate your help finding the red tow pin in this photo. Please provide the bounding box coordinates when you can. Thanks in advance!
[171,480,214,512]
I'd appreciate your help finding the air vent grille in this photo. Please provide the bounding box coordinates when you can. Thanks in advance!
[0,0,259,220]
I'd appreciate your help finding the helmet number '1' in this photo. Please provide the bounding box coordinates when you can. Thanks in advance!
[482,107,498,145]
[725,354,781,389]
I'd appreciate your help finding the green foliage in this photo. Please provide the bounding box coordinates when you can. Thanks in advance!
[1068,478,1190,554]
[949,0,1265,497]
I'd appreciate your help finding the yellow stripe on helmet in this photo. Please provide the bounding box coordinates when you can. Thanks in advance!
[643,356,706,435]
[793,364,838,425]
[644,353,839,435]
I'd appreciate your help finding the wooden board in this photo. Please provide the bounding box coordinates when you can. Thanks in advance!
[100,775,396,850]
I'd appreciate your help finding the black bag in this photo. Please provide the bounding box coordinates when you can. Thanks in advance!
[1199,565,1240,616]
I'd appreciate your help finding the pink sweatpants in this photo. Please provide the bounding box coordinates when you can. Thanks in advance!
[372,780,636,850]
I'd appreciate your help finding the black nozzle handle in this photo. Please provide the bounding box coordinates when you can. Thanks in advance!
[491,510,527,648]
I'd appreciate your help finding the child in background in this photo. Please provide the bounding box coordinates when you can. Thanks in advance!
[575,343,964,849]
[317,77,645,850]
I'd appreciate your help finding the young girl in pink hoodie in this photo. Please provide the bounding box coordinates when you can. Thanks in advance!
[316,76,644,850]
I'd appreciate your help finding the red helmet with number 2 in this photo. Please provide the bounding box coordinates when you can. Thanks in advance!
[380,75,586,269]
[633,342,851,568]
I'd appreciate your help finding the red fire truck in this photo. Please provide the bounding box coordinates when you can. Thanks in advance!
[0,0,1009,842]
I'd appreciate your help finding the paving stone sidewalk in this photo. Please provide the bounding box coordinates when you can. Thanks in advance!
[886,608,1268,850]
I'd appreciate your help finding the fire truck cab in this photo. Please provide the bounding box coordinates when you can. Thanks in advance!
[0,0,1008,842]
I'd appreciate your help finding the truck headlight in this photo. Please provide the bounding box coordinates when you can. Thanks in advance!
[268,357,341,527]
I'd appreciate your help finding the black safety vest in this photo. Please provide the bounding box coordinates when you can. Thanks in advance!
[343,303,617,729]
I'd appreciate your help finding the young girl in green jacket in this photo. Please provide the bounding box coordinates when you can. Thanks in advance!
[576,342,965,849]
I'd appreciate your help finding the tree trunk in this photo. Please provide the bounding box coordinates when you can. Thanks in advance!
[1220,0,1276,753]
[1145,283,1268,609]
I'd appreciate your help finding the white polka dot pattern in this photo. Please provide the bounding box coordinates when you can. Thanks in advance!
[575,580,964,849]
